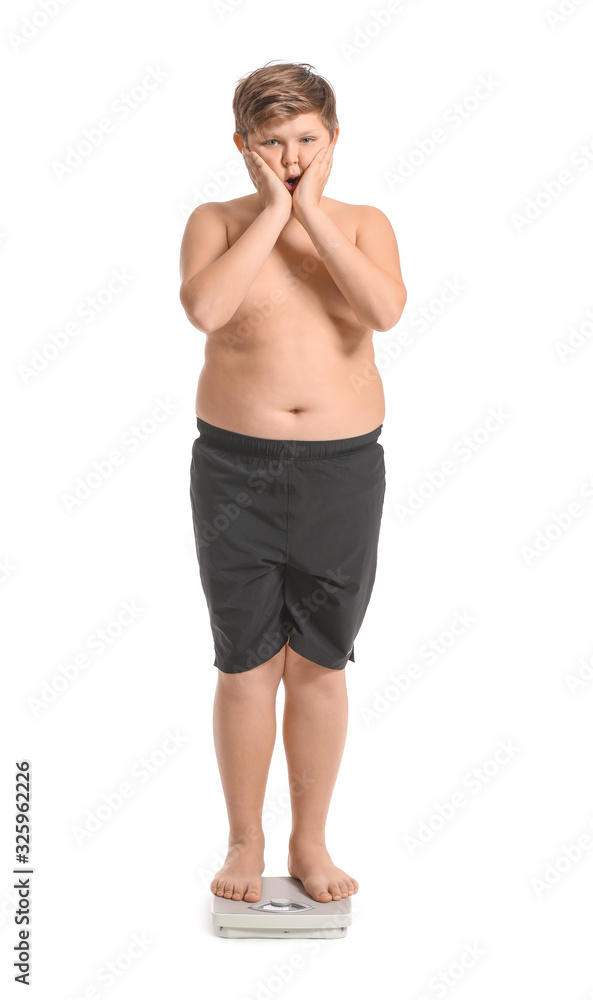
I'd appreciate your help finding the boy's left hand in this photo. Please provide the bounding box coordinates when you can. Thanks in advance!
[291,143,335,219]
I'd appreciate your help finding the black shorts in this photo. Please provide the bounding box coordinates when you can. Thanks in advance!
[189,418,386,674]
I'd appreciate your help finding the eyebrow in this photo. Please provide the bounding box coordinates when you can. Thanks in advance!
[260,129,322,139]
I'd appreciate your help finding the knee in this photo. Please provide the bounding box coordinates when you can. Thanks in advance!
[282,645,344,689]
[217,642,288,692]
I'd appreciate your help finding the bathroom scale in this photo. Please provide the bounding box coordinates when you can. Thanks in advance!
[211,875,352,938]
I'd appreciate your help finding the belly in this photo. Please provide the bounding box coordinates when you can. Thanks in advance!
[195,334,385,440]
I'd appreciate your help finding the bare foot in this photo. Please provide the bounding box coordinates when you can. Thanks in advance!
[211,833,265,902]
[287,839,359,903]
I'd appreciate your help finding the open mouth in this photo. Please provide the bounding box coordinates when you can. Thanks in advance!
[285,175,301,191]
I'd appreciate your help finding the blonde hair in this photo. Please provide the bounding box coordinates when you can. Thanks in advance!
[232,60,338,144]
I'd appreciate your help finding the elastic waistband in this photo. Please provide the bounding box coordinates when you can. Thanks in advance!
[196,417,382,460]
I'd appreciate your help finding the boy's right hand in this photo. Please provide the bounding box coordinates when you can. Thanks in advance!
[242,147,292,219]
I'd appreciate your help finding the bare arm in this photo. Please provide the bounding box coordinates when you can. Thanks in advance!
[295,203,407,332]
[179,201,290,334]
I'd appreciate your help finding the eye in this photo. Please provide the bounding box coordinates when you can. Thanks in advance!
[262,137,316,146]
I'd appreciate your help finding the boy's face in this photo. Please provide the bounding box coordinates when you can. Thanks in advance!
[236,112,338,192]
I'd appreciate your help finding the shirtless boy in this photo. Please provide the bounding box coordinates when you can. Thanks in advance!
[179,61,406,906]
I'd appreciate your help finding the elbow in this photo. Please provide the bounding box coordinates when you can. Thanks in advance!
[179,286,212,334]
[376,284,407,332]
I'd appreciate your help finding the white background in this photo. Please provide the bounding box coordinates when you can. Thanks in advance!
[2,0,593,996]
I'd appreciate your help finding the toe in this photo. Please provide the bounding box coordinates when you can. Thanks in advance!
[310,881,332,902]
[328,881,342,900]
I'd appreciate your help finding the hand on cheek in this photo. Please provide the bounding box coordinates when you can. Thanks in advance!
[292,145,334,216]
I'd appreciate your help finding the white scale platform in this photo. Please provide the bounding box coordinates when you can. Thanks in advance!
[212,876,352,938]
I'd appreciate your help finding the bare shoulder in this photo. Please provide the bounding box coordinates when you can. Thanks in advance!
[346,201,405,285]
[181,200,228,244]
[317,197,397,241]
[184,200,227,228]
[179,201,229,288]
[217,193,258,221]
[349,203,398,241]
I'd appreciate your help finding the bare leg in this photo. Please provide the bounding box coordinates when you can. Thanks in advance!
[282,649,359,903]
[211,642,287,902]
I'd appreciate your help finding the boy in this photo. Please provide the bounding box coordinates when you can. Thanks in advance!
[179,61,406,905]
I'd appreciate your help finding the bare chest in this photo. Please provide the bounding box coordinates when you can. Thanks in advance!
[223,200,362,334]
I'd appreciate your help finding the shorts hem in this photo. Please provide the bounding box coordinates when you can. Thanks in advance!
[212,637,354,673]
[213,640,289,674]
[286,636,354,670]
